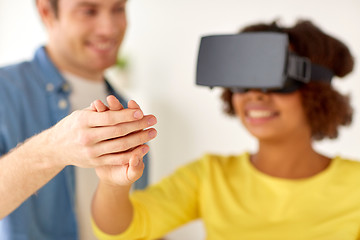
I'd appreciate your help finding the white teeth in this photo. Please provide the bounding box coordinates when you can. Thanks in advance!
[96,43,113,50]
[247,110,273,118]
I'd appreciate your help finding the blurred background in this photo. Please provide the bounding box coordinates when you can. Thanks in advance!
[1,0,359,239]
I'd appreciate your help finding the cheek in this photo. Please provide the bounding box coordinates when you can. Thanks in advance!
[277,95,308,127]
[231,94,243,114]
[231,94,247,121]
[117,15,127,29]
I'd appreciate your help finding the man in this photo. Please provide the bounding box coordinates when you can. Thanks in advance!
[0,0,156,239]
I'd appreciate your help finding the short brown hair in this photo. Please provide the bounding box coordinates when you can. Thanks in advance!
[221,20,354,140]
[36,0,59,16]
[49,0,59,16]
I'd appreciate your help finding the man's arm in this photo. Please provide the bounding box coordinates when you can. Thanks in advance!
[0,133,65,219]
[0,100,157,219]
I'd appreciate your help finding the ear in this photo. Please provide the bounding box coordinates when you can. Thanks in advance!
[36,0,57,29]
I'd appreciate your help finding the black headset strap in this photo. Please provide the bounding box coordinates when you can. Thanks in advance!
[311,63,334,83]
[287,54,334,84]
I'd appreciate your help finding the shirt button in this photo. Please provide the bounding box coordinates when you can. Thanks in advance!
[46,83,54,92]
[62,83,70,92]
[58,99,68,109]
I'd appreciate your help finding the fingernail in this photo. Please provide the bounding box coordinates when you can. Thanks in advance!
[148,129,157,138]
[134,110,143,119]
[148,117,157,126]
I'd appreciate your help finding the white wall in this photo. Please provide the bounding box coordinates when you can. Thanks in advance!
[1,0,360,239]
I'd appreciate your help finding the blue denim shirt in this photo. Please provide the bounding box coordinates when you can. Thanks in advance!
[0,47,148,240]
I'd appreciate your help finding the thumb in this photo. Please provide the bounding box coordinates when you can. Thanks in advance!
[127,155,145,183]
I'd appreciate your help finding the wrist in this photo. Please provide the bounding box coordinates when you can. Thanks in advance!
[98,180,132,193]
[20,129,66,171]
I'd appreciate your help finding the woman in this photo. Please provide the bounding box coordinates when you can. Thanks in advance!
[91,20,359,240]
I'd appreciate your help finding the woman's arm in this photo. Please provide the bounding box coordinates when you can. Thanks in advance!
[91,96,153,235]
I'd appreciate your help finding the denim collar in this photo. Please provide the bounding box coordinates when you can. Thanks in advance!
[33,46,67,92]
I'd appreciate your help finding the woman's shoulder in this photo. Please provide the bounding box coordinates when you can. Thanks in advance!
[332,156,360,181]
[335,156,360,168]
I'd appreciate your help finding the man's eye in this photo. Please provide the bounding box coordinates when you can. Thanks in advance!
[83,8,97,16]
[113,6,125,13]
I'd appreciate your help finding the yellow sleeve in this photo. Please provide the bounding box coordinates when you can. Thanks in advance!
[92,159,203,240]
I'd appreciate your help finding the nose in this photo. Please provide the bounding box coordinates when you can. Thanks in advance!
[96,13,125,37]
[98,16,115,36]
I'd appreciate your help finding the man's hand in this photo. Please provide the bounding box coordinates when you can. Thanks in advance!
[42,95,157,171]
[90,95,157,186]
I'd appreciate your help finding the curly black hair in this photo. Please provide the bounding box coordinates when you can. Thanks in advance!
[221,20,354,140]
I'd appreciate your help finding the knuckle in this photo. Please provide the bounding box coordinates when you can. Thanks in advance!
[72,110,84,122]
[89,157,100,167]
[135,135,145,147]
[114,125,126,137]
[138,119,145,130]
[83,147,97,159]
[142,130,151,142]
[70,110,80,118]
[77,132,92,146]
[103,112,114,125]
[72,110,90,128]
[137,134,144,144]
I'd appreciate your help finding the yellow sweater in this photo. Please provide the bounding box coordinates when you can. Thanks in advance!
[93,153,360,240]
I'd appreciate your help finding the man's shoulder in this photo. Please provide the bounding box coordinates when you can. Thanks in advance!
[0,59,41,92]
[0,60,34,80]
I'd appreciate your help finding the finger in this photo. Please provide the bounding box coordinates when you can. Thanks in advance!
[127,156,145,183]
[129,155,141,167]
[96,144,149,166]
[94,99,109,112]
[90,115,157,142]
[87,108,144,127]
[93,128,157,156]
[86,102,96,111]
[107,95,124,111]
[128,100,141,110]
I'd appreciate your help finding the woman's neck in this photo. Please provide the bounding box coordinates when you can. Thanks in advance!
[252,134,330,179]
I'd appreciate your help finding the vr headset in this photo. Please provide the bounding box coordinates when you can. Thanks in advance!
[196,32,334,93]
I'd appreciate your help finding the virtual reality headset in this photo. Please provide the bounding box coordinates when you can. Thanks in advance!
[196,32,334,93]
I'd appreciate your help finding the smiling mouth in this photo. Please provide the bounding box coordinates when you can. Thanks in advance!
[88,41,117,52]
[246,110,278,119]
[96,42,114,50]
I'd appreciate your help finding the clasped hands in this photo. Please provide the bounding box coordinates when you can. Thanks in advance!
[48,95,157,186]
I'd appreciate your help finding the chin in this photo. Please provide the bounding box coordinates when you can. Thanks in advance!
[92,61,116,71]
[248,129,281,141]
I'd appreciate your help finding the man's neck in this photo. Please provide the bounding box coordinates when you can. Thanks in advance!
[45,45,104,82]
